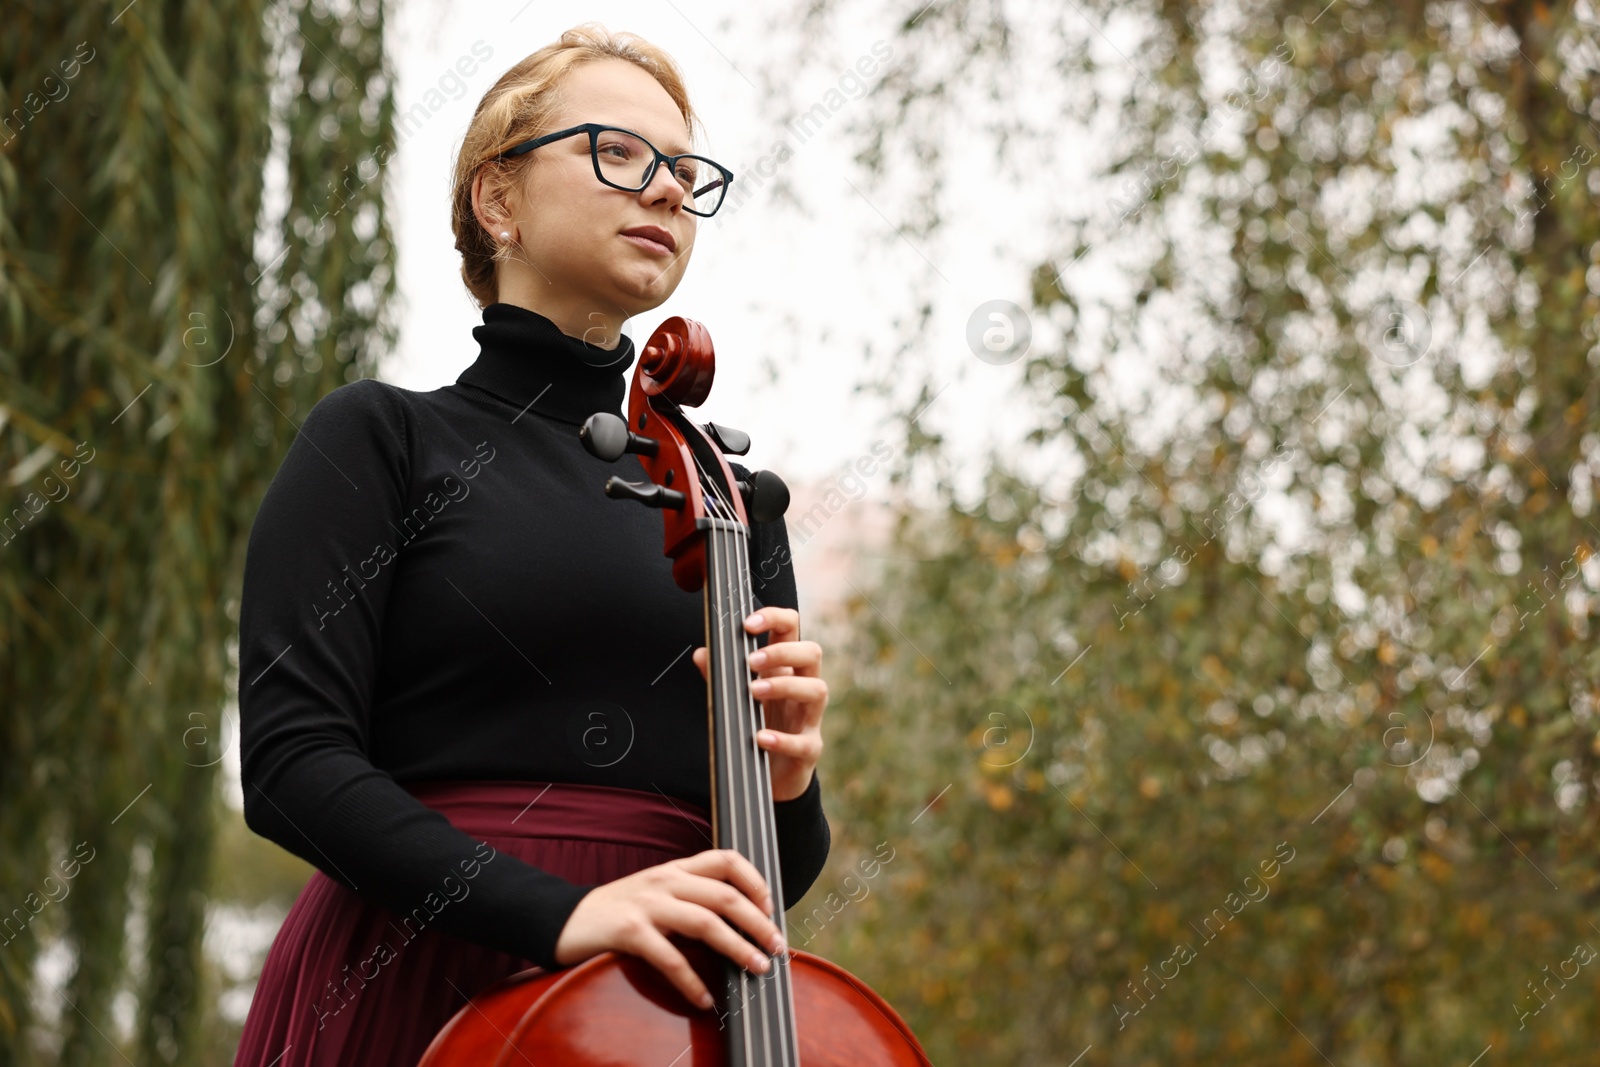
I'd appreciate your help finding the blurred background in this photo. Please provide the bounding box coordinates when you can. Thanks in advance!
[3,0,1599,1063]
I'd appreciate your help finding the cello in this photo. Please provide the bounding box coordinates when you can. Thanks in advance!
[417,317,932,1066]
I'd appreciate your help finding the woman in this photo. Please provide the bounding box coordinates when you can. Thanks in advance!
[234,24,830,1066]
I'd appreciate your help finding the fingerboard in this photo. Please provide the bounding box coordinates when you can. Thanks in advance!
[698,514,801,1067]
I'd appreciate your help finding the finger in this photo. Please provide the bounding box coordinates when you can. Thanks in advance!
[757,728,822,762]
[746,607,800,640]
[748,640,821,675]
[667,873,787,957]
[677,849,773,915]
[623,921,716,1009]
[750,676,828,704]
[656,898,777,978]
[692,646,709,680]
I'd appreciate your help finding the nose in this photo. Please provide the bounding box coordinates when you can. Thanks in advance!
[639,159,686,213]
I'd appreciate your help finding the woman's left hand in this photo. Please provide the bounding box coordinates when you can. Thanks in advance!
[692,607,826,802]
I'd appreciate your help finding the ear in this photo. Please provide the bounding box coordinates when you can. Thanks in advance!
[471,165,520,242]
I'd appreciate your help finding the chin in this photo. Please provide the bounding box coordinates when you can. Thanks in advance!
[610,269,683,314]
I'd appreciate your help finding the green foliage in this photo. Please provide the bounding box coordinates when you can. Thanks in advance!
[0,1,395,1063]
[781,1,1600,1062]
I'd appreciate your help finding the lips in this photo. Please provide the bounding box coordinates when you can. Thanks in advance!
[620,225,676,255]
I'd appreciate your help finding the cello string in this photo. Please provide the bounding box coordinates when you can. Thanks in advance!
[710,518,752,1062]
[687,441,766,891]
[703,487,756,879]
[713,520,759,1063]
[694,476,768,889]
[696,459,791,1065]
[694,456,783,1063]
[708,495,777,1063]
[729,513,800,1067]
[700,478,768,1062]
[733,513,802,1067]
[725,517,796,1066]
[673,402,794,1063]
[719,517,784,1064]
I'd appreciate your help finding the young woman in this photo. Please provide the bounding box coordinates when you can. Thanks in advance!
[233,24,830,1065]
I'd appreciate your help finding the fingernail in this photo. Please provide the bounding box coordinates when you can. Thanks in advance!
[751,680,771,694]
[746,613,763,627]
[749,650,768,667]
[699,991,714,1008]
[769,934,786,953]
[758,730,774,745]
[749,952,770,973]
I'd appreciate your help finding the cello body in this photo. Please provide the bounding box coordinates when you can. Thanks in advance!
[416,941,932,1065]
[416,317,932,1065]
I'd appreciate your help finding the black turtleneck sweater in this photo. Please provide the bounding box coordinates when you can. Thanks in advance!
[237,303,829,972]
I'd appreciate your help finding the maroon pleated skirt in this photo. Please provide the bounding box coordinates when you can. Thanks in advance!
[233,780,712,1067]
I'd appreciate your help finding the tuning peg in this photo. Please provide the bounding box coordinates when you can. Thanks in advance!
[580,413,660,462]
[604,477,686,510]
[703,421,751,456]
[736,468,790,524]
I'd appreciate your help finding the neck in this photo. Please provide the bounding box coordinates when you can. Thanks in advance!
[459,302,635,426]
[494,277,628,350]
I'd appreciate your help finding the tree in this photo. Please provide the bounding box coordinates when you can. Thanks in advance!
[772,1,1600,1061]
[0,2,396,1062]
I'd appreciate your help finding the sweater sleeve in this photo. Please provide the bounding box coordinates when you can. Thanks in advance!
[735,462,832,906]
[237,379,591,971]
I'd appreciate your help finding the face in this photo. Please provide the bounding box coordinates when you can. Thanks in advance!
[486,59,698,334]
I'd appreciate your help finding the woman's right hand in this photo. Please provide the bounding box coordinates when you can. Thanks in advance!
[551,848,788,1010]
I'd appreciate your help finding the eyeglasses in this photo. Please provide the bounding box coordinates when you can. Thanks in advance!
[495,122,735,218]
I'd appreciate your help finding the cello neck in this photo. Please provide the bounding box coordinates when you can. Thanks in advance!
[700,514,802,1066]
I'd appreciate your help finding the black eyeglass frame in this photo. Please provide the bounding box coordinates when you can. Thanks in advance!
[494,122,735,218]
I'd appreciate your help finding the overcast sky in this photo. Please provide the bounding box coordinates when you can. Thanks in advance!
[382,0,1073,497]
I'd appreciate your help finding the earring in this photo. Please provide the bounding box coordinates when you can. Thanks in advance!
[499,231,510,241]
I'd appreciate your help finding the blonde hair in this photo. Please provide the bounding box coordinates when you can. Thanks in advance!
[451,23,698,309]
